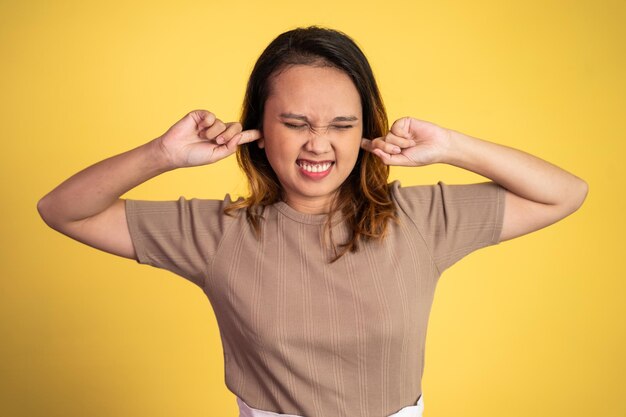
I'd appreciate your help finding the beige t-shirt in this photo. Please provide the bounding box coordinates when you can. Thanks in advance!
[125,180,505,417]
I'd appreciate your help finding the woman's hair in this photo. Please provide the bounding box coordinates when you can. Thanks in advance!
[226,26,397,262]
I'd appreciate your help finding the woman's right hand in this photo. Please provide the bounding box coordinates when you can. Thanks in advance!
[38,109,262,260]
[156,109,262,169]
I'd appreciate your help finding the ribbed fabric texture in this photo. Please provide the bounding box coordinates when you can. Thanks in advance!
[125,180,505,417]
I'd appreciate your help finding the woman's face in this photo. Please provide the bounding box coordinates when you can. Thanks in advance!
[260,64,363,214]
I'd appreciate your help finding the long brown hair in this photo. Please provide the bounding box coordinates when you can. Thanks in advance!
[226,26,397,262]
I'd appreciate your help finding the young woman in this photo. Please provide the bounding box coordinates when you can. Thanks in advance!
[38,26,588,417]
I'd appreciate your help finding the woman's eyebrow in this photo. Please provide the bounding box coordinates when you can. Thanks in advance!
[279,113,358,122]
[332,116,358,122]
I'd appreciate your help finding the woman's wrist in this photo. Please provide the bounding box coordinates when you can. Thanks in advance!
[436,129,507,180]
[437,128,474,167]
[147,136,180,173]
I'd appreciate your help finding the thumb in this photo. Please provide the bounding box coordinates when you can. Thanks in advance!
[192,110,217,130]
[389,117,411,138]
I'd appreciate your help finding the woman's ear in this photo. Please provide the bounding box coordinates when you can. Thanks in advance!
[257,137,265,149]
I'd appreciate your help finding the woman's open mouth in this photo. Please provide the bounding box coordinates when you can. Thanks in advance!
[296,159,334,179]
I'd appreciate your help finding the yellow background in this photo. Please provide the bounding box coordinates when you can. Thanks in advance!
[1,0,624,416]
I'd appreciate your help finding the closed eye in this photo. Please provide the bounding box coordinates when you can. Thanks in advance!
[282,123,354,131]
[284,123,307,129]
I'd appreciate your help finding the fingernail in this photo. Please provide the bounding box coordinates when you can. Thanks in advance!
[216,136,224,144]
[392,146,401,153]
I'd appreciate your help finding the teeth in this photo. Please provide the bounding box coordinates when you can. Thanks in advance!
[298,161,332,173]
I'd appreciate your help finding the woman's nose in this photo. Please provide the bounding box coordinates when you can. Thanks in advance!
[304,129,332,154]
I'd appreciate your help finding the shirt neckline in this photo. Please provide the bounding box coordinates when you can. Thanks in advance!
[273,201,344,225]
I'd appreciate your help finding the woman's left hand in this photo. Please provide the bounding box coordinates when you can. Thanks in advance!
[361,117,451,166]
[363,116,588,244]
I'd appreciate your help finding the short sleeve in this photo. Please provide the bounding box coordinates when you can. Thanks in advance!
[124,195,237,288]
[391,180,505,274]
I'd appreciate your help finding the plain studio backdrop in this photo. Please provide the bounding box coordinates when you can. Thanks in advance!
[1,0,624,416]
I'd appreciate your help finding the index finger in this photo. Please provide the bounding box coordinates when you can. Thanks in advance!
[236,129,263,144]
[361,137,382,152]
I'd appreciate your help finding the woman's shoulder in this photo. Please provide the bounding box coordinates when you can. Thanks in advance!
[388,179,501,196]
[125,193,246,221]
[387,179,439,202]
[388,179,504,215]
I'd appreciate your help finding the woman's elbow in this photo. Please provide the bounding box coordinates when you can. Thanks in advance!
[564,177,589,215]
[37,194,54,227]
[574,177,588,208]
[37,193,63,230]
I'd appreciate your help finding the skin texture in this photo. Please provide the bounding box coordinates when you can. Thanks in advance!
[361,116,589,241]
[37,64,588,260]
[260,65,363,214]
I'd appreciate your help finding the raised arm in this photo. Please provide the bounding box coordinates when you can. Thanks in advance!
[37,110,261,258]
[361,117,588,242]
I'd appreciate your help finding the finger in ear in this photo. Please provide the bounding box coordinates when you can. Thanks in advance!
[360,138,373,151]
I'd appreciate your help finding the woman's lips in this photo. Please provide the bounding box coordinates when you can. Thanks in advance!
[296,160,334,179]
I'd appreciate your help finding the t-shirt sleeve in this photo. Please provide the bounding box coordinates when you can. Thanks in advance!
[391,180,506,274]
[124,195,236,288]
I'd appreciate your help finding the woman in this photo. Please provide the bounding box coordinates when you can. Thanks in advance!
[38,26,588,417]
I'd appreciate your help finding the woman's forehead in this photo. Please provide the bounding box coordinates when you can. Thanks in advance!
[269,65,356,92]
[265,65,362,119]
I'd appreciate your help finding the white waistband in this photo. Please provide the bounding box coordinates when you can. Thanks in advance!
[237,394,424,417]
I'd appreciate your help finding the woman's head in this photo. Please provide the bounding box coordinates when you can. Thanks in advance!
[240,26,387,145]
[260,64,364,213]
[231,26,396,260]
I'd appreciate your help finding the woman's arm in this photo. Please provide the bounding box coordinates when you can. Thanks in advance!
[443,129,587,241]
[361,117,588,242]
[37,110,261,258]
[38,140,169,259]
